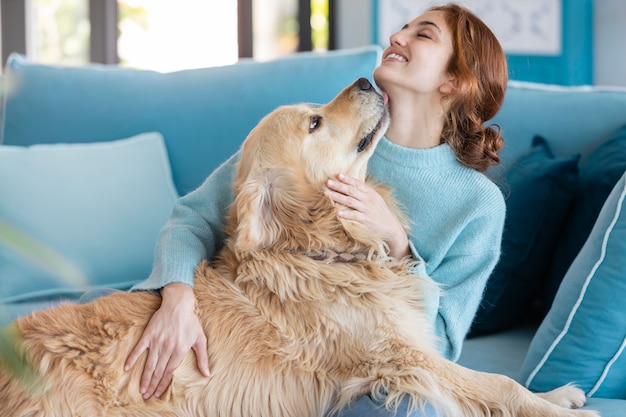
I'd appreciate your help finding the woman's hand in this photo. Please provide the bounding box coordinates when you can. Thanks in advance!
[124,283,210,399]
[326,173,410,259]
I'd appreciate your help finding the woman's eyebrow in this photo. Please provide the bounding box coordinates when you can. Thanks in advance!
[417,20,442,34]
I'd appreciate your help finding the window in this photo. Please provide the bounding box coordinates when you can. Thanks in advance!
[253,0,299,61]
[117,0,238,71]
[311,0,329,51]
[26,0,90,65]
[0,0,333,71]
[252,0,329,61]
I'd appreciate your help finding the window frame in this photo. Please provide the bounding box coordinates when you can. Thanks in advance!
[0,0,333,66]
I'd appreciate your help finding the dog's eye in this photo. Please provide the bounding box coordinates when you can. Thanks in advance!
[309,115,322,133]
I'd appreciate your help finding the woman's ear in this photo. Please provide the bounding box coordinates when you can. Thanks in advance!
[439,76,459,95]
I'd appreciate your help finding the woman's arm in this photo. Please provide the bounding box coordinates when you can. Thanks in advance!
[132,152,240,291]
[126,152,240,399]
[420,234,502,361]
[326,171,506,361]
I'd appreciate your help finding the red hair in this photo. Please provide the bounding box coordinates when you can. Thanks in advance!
[430,3,508,172]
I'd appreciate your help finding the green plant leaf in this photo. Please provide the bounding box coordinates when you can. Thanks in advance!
[0,219,86,287]
[0,319,41,393]
[0,220,81,390]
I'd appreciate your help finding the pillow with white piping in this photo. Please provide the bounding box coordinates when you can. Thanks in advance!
[0,132,178,303]
[519,170,626,398]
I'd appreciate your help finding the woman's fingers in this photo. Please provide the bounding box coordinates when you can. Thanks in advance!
[125,283,210,400]
[124,336,147,373]
[151,347,184,399]
[193,332,211,377]
[141,344,165,398]
[326,173,367,211]
[326,173,410,258]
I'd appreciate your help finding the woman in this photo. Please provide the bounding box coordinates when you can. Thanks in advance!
[125,3,508,415]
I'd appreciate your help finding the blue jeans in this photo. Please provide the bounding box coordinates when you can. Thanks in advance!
[334,395,439,417]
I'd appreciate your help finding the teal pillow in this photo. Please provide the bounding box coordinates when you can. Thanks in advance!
[0,132,178,303]
[491,81,626,171]
[1,47,382,195]
[470,136,579,336]
[520,170,626,398]
[542,125,626,313]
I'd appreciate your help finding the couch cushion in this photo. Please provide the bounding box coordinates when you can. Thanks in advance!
[492,82,626,173]
[470,136,579,336]
[542,124,626,313]
[459,326,626,416]
[0,132,178,304]
[1,46,382,195]
[520,170,626,398]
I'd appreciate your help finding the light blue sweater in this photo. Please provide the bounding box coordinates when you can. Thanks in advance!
[134,138,506,361]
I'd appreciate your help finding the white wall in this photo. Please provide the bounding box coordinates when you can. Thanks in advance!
[335,0,373,49]
[335,0,626,87]
[593,0,626,86]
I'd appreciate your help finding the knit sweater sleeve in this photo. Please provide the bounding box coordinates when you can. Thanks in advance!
[132,152,239,291]
[367,140,507,362]
[412,191,505,362]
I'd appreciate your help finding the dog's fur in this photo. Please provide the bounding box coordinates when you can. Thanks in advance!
[0,79,599,417]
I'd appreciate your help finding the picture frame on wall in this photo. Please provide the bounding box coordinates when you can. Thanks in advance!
[373,0,562,55]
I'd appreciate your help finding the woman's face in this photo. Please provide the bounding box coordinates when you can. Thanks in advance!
[373,10,455,100]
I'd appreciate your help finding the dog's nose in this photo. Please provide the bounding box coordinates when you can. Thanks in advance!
[357,78,372,91]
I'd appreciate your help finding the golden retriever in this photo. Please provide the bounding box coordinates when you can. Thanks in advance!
[0,78,599,417]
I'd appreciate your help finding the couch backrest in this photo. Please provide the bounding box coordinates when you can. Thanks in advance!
[1,47,382,195]
[493,81,626,170]
[3,50,626,192]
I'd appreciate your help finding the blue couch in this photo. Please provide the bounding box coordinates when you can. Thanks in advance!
[0,46,625,416]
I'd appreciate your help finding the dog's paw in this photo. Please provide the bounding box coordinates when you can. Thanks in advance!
[536,384,587,409]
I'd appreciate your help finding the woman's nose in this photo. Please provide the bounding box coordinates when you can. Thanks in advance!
[389,30,406,47]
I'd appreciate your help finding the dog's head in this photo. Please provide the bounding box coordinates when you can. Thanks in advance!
[230,78,390,253]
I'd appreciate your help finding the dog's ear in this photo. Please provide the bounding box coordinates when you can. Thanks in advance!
[234,168,307,252]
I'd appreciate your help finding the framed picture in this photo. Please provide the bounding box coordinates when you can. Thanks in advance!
[373,0,562,55]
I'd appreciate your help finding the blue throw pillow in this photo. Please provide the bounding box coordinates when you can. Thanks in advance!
[469,136,579,336]
[542,124,626,313]
[520,170,626,398]
[0,132,178,303]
